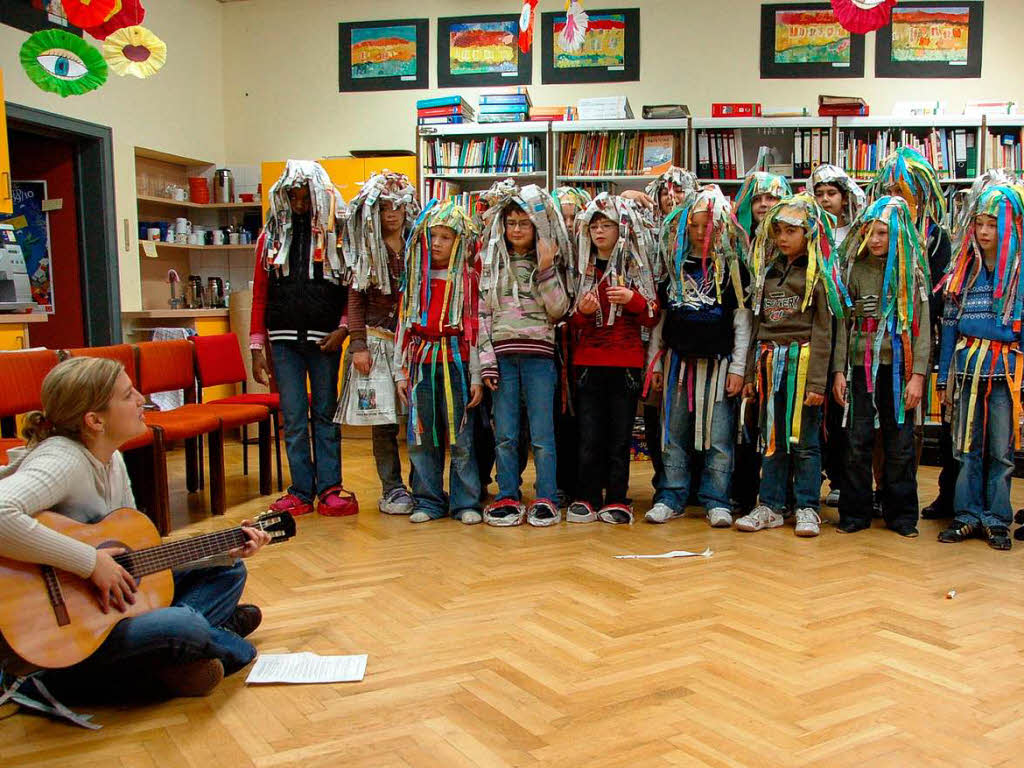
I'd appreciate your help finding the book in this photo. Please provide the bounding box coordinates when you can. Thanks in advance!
[417,105,474,118]
[418,115,467,126]
[477,113,529,124]
[577,96,633,121]
[478,103,529,115]
[818,94,868,117]
[642,104,690,119]
[480,94,530,107]
[641,133,675,174]
[711,103,761,118]
[416,96,471,110]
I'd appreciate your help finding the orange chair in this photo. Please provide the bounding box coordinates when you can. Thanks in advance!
[64,345,170,533]
[0,437,24,465]
[0,348,60,453]
[192,333,282,492]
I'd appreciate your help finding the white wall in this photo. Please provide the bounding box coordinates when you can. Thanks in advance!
[221,0,1024,163]
[0,0,226,311]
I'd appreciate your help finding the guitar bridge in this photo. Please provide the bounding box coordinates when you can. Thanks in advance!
[41,566,71,627]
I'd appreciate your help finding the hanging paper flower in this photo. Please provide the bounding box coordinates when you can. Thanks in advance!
[518,0,539,53]
[62,0,123,30]
[831,0,898,35]
[559,0,589,52]
[85,0,146,41]
[103,25,166,78]
[20,29,108,98]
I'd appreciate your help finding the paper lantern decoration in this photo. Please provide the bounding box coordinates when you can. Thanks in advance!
[559,0,589,52]
[103,25,166,78]
[62,0,123,30]
[518,0,539,53]
[86,0,146,41]
[831,0,898,34]
[20,29,108,97]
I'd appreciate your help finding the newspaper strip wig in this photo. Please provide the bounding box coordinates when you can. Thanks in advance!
[343,170,418,294]
[868,146,946,241]
[733,171,792,237]
[809,163,867,227]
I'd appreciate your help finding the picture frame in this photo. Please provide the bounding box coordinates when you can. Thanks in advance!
[339,18,429,92]
[437,14,532,89]
[540,7,640,85]
[0,0,81,35]
[875,2,983,79]
[759,3,865,79]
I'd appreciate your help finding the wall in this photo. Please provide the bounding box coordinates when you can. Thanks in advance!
[221,0,1024,163]
[0,0,227,311]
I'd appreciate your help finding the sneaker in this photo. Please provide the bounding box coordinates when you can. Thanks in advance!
[837,519,870,534]
[566,501,597,523]
[269,493,313,517]
[528,499,561,527]
[824,488,840,507]
[379,487,414,515]
[735,505,784,532]
[223,604,262,638]
[409,511,433,523]
[938,519,979,543]
[484,498,526,527]
[707,507,733,528]
[317,486,359,517]
[458,510,483,526]
[986,525,1012,551]
[794,508,821,537]
[597,503,634,525]
[156,658,224,698]
[645,502,682,524]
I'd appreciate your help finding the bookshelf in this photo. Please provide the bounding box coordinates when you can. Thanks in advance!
[551,119,690,197]
[415,122,550,210]
[981,115,1024,176]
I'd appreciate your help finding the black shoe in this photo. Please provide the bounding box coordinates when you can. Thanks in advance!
[836,519,870,534]
[1015,526,1024,542]
[922,498,954,520]
[938,520,980,543]
[223,604,263,638]
[986,526,1012,551]
[1015,509,1024,526]
[890,522,919,538]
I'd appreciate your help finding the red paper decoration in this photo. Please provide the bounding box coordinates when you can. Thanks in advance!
[518,0,539,53]
[831,0,898,35]
[62,0,123,30]
[86,0,146,41]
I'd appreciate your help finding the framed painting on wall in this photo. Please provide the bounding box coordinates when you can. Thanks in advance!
[339,18,429,92]
[759,3,865,79]
[540,8,640,85]
[875,2,983,78]
[0,0,81,35]
[437,14,531,88]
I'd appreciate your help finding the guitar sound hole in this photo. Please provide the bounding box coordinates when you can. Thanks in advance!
[99,540,140,585]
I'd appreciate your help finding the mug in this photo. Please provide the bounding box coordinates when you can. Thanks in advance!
[174,217,192,235]
[188,232,203,246]
[174,232,188,244]
[229,232,240,245]
[147,227,161,241]
[165,230,176,243]
[165,185,186,201]
[211,229,225,245]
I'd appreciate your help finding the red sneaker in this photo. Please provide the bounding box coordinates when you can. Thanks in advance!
[269,493,313,517]
[317,486,359,517]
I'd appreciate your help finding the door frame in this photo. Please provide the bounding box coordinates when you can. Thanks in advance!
[6,104,120,344]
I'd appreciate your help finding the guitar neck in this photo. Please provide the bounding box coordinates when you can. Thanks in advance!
[114,526,250,578]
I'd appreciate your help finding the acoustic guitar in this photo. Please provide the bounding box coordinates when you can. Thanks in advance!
[0,508,295,671]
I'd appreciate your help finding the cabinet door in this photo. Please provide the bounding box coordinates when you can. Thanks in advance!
[362,156,417,186]
[0,69,12,215]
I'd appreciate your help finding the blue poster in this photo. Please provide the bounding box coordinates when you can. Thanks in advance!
[0,180,54,313]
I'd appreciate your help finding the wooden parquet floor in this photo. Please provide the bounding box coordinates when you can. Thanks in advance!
[4,437,1024,767]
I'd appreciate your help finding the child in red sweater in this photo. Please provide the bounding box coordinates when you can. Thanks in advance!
[567,194,660,524]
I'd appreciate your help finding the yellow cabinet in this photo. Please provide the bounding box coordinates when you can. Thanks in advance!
[0,69,12,215]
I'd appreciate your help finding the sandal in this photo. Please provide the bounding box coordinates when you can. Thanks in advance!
[597,503,634,525]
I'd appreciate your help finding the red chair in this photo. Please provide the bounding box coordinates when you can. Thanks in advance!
[65,345,170,533]
[192,333,282,492]
[0,437,24,465]
[0,348,60,454]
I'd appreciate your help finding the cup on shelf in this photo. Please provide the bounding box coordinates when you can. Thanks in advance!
[188,232,203,246]
[229,232,240,245]
[147,227,161,241]
[174,217,192,235]
[239,193,255,203]
[174,232,188,245]
[165,229,176,243]
[189,176,210,204]
[211,229,225,245]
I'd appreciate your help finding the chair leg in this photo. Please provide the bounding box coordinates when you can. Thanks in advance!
[152,433,171,535]
[198,429,206,490]
[185,436,199,493]
[242,423,249,476]
[208,429,226,516]
[273,410,283,493]
[257,418,272,496]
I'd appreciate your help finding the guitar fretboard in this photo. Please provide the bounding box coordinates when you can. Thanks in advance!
[115,527,251,578]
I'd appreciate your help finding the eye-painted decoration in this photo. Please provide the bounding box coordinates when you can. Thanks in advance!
[103,24,165,78]
[20,28,108,97]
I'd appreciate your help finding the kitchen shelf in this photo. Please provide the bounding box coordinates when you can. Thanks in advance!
[137,195,261,210]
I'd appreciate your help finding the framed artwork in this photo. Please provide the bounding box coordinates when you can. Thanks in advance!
[338,18,429,92]
[875,2,983,78]
[0,0,80,35]
[540,8,640,85]
[760,3,865,79]
[437,14,531,88]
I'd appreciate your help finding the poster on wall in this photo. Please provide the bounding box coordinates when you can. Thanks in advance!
[760,3,865,79]
[338,18,429,92]
[540,8,639,84]
[0,181,55,314]
[875,2,983,78]
[436,15,532,88]
[0,0,81,35]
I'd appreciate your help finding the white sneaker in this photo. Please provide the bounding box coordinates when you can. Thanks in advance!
[409,511,432,523]
[459,510,482,525]
[707,507,733,528]
[794,508,821,537]
[379,487,415,515]
[645,502,682,524]
[735,505,784,532]
[824,488,840,507]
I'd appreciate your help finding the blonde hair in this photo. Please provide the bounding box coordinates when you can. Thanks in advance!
[22,357,125,448]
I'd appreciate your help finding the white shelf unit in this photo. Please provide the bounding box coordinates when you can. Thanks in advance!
[415,122,551,206]
[551,119,690,197]
[980,115,1024,177]
[690,117,832,192]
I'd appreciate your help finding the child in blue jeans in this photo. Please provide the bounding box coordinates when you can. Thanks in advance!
[394,200,484,524]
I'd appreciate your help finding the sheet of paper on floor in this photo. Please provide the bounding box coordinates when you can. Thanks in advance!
[614,546,713,559]
[246,652,368,684]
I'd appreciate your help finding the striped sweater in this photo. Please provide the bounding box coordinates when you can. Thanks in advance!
[478,253,570,380]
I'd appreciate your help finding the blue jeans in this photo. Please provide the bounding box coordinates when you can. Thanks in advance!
[953,379,1015,528]
[759,398,823,512]
[408,363,481,519]
[272,341,342,501]
[655,382,736,512]
[48,562,256,689]
[493,355,558,503]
